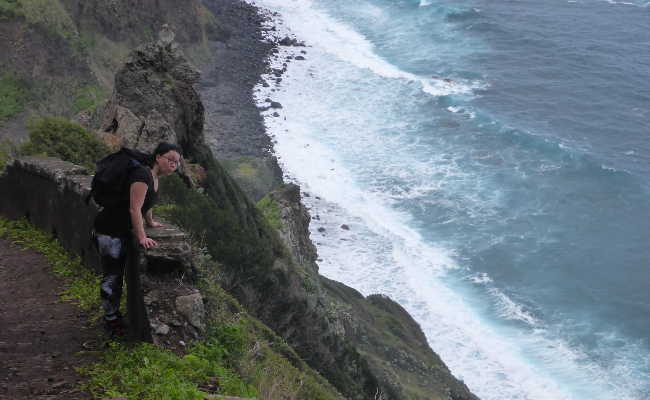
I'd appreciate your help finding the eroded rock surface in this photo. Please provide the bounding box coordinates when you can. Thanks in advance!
[100,31,205,155]
[268,183,318,270]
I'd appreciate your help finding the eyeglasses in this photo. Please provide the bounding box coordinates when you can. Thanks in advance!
[160,155,181,166]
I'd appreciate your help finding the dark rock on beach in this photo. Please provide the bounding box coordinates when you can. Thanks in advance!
[278,36,305,47]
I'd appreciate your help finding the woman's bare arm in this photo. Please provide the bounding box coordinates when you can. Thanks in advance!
[130,182,157,248]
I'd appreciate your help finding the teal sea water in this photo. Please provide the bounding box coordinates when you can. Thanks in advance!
[249,0,650,398]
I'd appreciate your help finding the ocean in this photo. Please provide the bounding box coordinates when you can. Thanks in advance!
[247,0,650,398]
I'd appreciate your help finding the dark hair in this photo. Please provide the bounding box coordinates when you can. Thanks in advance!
[149,142,182,166]
[153,142,182,158]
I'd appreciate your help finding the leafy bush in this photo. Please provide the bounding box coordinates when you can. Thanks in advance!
[257,194,282,231]
[158,167,283,277]
[73,85,108,114]
[21,117,109,170]
[0,0,19,20]
[18,0,77,41]
[0,71,28,122]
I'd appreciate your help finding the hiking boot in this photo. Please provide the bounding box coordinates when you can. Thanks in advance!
[105,317,126,338]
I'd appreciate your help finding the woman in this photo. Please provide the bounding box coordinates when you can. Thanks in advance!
[94,142,182,337]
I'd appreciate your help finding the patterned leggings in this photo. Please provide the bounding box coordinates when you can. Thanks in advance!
[96,234,130,322]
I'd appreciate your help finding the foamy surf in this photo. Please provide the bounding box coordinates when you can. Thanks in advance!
[250,0,481,98]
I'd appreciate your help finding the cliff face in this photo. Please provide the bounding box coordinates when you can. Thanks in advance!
[260,185,478,400]
[99,32,205,154]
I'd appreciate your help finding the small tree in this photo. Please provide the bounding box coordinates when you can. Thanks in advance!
[21,116,109,170]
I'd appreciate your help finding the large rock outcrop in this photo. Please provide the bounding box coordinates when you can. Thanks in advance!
[99,30,206,155]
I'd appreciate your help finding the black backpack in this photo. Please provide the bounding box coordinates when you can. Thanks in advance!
[87,147,151,208]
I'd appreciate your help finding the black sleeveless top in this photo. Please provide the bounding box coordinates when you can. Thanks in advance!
[94,166,158,237]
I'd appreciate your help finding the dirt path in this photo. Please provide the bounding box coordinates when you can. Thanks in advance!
[0,238,98,399]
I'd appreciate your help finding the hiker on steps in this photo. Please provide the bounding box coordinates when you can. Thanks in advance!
[91,142,182,337]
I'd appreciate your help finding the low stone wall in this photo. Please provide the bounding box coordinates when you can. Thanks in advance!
[0,157,203,343]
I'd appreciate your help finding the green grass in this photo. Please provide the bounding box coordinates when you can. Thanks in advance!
[17,0,77,41]
[0,71,28,123]
[81,325,257,400]
[0,0,19,20]
[257,194,282,231]
[73,85,108,114]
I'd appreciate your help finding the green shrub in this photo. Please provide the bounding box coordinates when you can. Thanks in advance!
[18,0,77,41]
[0,0,19,19]
[257,194,282,231]
[73,85,108,114]
[0,71,28,122]
[158,167,282,276]
[21,117,109,170]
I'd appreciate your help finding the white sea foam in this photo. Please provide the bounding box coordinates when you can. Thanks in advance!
[467,272,493,284]
[251,0,481,98]
[487,288,539,327]
[246,0,647,399]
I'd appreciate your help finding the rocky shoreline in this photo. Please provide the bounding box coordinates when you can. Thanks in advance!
[200,0,275,159]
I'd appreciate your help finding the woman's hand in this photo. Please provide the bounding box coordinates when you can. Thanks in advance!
[139,236,158,248]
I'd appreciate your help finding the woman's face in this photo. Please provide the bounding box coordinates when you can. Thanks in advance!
[156,150,181,176]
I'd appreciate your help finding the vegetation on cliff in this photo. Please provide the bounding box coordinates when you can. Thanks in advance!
[0,72,28,124]
[20,117,109,169]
